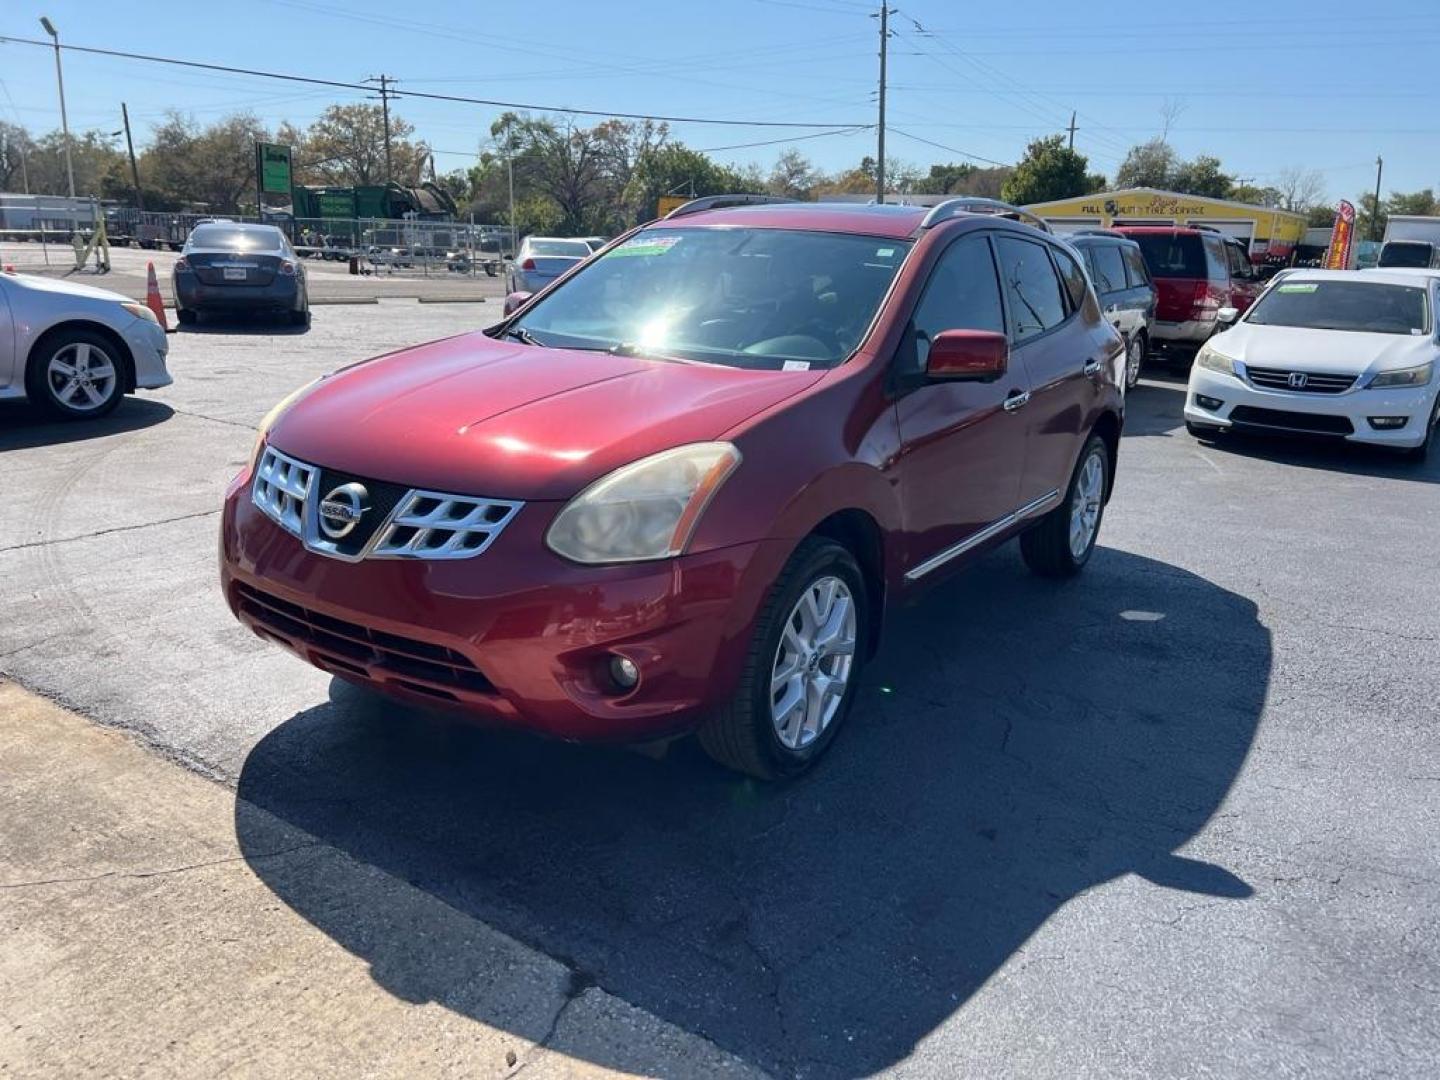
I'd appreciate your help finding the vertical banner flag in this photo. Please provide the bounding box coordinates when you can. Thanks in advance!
[1323,200,1356,269]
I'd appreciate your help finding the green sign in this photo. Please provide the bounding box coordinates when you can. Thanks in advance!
[256,143,293,196]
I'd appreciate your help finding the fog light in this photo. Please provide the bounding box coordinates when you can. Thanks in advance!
[1367,416,1408,430]
[609,655,640,690]
[1195,394,1223,411]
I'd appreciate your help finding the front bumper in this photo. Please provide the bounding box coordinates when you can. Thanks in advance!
[123,317,171,390]
[1185,366,1436,447]
[219,468,789,742]
[174,273,300,311]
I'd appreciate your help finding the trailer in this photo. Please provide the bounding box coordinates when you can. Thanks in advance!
[1378,215,1440,269]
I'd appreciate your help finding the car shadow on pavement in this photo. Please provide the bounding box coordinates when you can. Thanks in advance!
[1189,429,1439,484]
[234,546,1270,1078]
[176,313,310,335]
[0,396,173,451]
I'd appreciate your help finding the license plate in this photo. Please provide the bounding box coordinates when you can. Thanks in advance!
[223,267,247,281]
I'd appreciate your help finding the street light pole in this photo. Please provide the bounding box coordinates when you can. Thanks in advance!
[39,16,76,198]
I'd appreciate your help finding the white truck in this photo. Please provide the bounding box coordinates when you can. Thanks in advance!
[1378,215,1440,269]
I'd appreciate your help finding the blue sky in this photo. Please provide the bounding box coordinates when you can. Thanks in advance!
[2,0,1437,200]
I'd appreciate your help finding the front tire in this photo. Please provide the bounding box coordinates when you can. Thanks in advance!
[1403,396,1438,462]
[698,538,867,780]
[1020,434,1109,578]
[26,329,125,420]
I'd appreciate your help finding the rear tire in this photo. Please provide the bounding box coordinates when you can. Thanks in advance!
[289,306,311,327]
[697,538,867,780]
[1020,434,1109,579]
[1124,332,1146,390]
[176,308,198,326]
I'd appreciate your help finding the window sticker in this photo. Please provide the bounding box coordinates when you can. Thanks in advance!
[781,360,812,371]
[1276,283,1318,293]
[608,235,682,258]
[876,247,895,257]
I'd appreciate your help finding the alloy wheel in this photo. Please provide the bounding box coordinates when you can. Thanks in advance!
[47,342,117,413]
[1069,449,1105,559]
[770,575,857,750]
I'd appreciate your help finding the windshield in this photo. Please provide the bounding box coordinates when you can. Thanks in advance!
[1378,242,1434,268]
[511,227,910,370]
[1245,280,1430,335]
[1128,233,1205,278]
[528,239,591,258]
[189,225,282,251]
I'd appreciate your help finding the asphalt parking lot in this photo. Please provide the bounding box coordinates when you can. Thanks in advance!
[2,306,1437,1078]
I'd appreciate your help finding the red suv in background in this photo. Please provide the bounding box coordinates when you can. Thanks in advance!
[221,197,1125,779]
[1113,227,1263,360]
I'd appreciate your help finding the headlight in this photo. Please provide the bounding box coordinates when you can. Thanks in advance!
[1368,362,1432,389]
[121,301,159,325]
[1195,343,1239,376]
[546,442,742,564]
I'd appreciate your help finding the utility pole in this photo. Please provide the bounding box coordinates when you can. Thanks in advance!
[121,102,144,211]
[39,17,75,197]
[1067,111,1077,151]
[874,5,889,204]
[1371,155,1384,241]
[368,74,395,184]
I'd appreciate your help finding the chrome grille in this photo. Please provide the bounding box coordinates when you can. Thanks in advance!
[253,446,315,535]
[1246,366,1357,394]
[371,490,521,560]
[250,446,522,562]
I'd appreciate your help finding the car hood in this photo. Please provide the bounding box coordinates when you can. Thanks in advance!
[267,331,825,501]
[1217,323,1436,375]
[10,272,130,304]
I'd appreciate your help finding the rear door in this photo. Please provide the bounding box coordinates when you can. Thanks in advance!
[995,236,1106,507]
[1088,242,1140,339]
[893,233,1029,574]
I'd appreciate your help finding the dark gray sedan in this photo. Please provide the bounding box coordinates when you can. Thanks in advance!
[172,222,310,326]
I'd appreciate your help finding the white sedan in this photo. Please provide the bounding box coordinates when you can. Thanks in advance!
[1185,269,1440,461]
[0,270,171,419]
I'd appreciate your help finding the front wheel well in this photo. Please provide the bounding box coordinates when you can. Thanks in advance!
[807,508,886,659]
[1091,409,1121,499]
[28,320,137,392]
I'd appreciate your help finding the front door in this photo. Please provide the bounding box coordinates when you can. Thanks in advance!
[893,234,1030,576]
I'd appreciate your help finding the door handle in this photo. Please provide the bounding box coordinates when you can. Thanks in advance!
[1083,357,1103,375]
[1002,390,1031,412]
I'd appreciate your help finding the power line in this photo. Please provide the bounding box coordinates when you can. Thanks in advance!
[886,127,1010,168]
[696,126,871,152]
[0,34,864,130]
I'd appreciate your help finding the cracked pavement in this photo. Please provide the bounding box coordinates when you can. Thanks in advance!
[1,308,1438,1078]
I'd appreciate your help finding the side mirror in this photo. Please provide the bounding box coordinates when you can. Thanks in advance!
[926,329,1008,381]
[1216,306,1240,325]
[503,290,533,316]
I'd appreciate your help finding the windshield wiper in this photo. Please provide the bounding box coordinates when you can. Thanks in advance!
[607,342,688,363]
[504,326,542,346]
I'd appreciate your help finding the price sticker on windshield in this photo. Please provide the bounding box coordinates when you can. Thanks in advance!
[1276,283,1318,293]
[609,235,683,258]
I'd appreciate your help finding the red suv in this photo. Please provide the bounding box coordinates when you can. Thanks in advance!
[221,196,1125,778]
[1113,227,1263,359]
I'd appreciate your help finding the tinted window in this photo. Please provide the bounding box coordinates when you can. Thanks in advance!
[1053,247,1089,311]
[188,225,283,250]
[1245,280,1429,335]
[1089,244,1127,294]
[1129,233,1205,278]
[903,235,1005,375]
[1378,241,1434,268]
[1203,237,1228,279]
[1122,245,1150,288]
[514,227,911,370]
[996,237,1068,339]
[1225,242,1252,280]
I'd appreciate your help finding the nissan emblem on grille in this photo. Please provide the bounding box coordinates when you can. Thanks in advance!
[317,482,369,540]
[1288,372,1309,389]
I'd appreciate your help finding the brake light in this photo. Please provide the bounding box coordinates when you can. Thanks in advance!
[1192,281,1221,316]
[278,260,296,276]
[521,257,536,271]
[174,257,190,273]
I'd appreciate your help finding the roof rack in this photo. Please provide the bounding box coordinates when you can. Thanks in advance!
[919,197,1052,233]
[664,194,797,219]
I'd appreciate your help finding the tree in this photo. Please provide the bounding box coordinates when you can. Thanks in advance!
[913,161,976,195]
[504,115,609,233]
[1306,205,1337,228]
[140,111,269,212]
[1115,138,1176,189]
[1232,184,1283,208]
[1386,188,1437,216]
[767,148,820,200]
[1001,135,1104,205]
[1274,167,1325,212]
[1170,154,1233,198]
[628,143,754,218]
[299,103,428,186]
[0,121,35,192]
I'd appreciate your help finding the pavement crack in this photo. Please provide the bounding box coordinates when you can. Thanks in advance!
[0,508,221,554]
[169,407,258,431]
[0,841,318,891]
[510,969,598,1077]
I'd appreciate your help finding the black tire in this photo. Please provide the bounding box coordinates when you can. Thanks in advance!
[26,328,126,420]
[289,306,311,328]
[1402,396,1438,462]
[176,307,198,326]
[1020,434,1109,579]
[1124,332,1146,391]
[697,537,868,780]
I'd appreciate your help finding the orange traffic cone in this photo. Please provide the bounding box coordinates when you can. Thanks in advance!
[145,261,169,331]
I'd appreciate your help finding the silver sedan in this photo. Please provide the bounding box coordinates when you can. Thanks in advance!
[0,270,171,419]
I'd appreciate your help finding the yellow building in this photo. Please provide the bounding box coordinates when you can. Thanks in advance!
[1024,187,1309,260]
